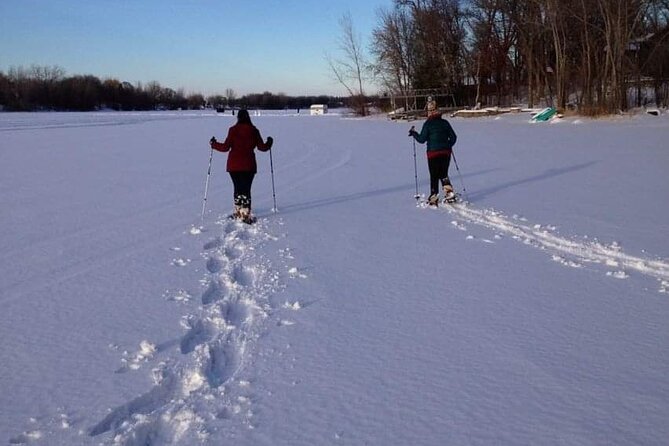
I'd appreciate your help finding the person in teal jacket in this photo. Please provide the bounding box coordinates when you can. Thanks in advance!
[409,98,458,205]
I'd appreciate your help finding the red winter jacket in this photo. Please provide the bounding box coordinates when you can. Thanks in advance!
[212,123,270,173]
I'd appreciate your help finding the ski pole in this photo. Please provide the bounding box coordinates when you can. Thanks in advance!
[451,149,469,202]
[410,127,420,200]
[201,142,215,220]
[269,146,277,212]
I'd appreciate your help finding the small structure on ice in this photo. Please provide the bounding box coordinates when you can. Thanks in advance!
[310,104,328,115]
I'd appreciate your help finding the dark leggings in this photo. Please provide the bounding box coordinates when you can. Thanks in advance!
[428,155,452,196]
[229,172,255,208]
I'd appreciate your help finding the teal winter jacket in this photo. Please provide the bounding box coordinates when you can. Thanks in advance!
[412,115,457,156]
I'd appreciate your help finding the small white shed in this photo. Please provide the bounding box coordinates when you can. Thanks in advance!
[310,104,328,115]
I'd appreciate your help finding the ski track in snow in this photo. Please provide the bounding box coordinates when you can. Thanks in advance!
[81,217,286,444]
[0,112,213,132]
[276,143,353,197]
[438,201,669,292]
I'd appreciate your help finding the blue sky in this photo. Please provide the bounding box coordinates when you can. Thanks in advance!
[0,0,393,96]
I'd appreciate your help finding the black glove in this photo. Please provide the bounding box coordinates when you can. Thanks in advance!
[266,136,274,149]
[408,126,417,137]
[210,136,217,144]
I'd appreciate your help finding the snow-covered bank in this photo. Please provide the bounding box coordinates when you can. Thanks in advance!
[1,111,668,445]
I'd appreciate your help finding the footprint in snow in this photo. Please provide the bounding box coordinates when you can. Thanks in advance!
[206,256,226,274]
[224,244,243,260]
[232,264,256,287]
[180,318,217,354]
[201,280,228,305]
[204,238,225,251]
[221,299,252,327]
[204,340,242,388]
[88,373,175,437]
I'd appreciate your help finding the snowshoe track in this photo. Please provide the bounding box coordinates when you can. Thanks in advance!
[88,217,284,444]
[441,202,669,291]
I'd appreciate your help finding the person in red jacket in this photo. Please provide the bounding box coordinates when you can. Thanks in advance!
[210,109,273,222]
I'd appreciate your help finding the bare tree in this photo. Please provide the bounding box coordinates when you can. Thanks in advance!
[371,6,415,97]
[468,0,507,106]
[29,65,65,83]
[326,12,370,115]
[187,93,205,109]
[365,0,669,113]
[145,81,163,104]
[224,88,236,105]
[503,0,547,108]
[596,0,647,111]
[207,95,225,108]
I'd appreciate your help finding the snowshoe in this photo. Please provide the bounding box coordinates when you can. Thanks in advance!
[227,214,256,224]
[442,183,457,204]
[427,194,439,207]
[443,193,458,204]
[241,215,257,225]
[228,206,256,224]
[238,207,256,224]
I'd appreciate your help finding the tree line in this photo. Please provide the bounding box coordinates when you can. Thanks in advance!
[367,0,669,114]
[0,65,344,112]
[7,1,668,115]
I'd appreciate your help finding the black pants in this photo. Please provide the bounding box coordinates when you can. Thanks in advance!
[229,172,255,208]
[428,155,452,196]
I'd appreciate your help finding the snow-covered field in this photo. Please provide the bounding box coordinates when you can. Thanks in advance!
[1,109,668,445]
